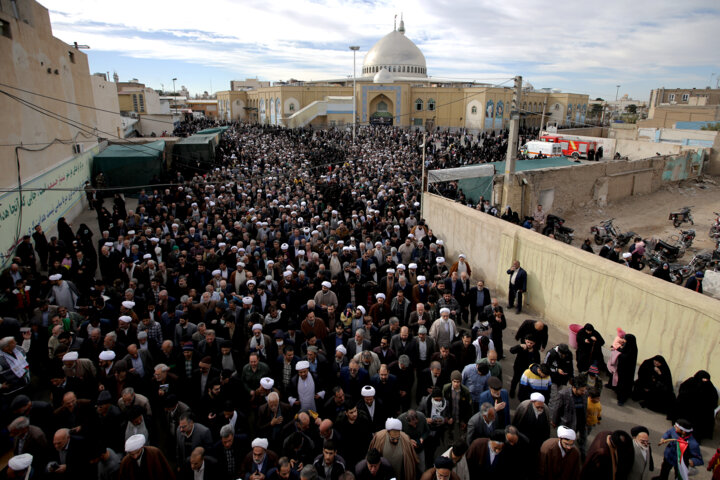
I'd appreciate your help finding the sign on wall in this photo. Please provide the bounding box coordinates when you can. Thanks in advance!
[0,145,100,269]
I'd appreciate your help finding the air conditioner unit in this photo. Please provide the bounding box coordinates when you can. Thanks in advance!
[72,144,84,154]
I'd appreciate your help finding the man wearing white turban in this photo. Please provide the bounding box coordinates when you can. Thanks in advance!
[118,433,175,479]
[538,426,581,480]
[429,307,457,347]
[368,417,419,480]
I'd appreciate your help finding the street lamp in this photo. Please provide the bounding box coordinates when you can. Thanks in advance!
[349,46,360,143]
[172,77,178,113]
[615,84,620,101]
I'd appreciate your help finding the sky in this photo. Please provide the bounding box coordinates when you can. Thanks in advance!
[42,0,720,101]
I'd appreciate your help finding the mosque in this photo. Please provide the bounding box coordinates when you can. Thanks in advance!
[216,17,589,131]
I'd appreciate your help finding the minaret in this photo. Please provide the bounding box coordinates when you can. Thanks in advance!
[398,13,405,34]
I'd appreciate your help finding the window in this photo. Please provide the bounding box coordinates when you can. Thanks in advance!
[471,106,477,115]
[132,94,138,111]
[428,99,435,111]
[139,94,145,113]
[414,118,423,126]
[682,94,689,102]
[669,94,675,102]
[289,104,295,112]
[377,101,388,112]
[0,19,10,38]
[415,99,424,111]
[68,51,75,63]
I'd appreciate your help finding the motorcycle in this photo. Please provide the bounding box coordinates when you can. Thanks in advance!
[669,206,694,228]
[709,211,720,238]
[590,218,636,246]
[666,253,708,285]
[644,233,693,263]
[543,214,574,244]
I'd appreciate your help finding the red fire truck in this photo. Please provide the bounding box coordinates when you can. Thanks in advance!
[539,134,598,159]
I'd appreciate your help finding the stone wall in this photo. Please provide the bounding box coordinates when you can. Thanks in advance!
[423,193,720,382]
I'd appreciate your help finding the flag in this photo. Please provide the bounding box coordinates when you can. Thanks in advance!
[676,437,689,480]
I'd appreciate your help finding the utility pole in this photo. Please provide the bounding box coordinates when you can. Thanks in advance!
[350,46,360,143]
[504,75,522,181]
[501,75,523,215]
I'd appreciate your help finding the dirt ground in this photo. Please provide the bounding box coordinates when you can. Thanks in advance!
[564,175,720,260]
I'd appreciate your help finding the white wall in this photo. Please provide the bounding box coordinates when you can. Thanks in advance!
[90,75,123,139]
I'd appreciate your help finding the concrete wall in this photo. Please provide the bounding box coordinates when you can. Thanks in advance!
[0,0,101,189]
[507,150,705,214]
[90,75,123,139]
[423,193,720,382]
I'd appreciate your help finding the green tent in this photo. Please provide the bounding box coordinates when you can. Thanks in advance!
[93,140,165,188]
[173,134,217,169]
[195,126,230,135]
[457,157,577,204]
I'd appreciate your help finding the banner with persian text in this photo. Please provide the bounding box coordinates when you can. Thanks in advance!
[0,145,100,269]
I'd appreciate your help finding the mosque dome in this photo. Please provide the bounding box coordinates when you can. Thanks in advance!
[373,68,394,84]
[362,17,427,78]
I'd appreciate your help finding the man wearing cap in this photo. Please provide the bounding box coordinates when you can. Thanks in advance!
[477,376,510,429]
[368,418,419,480]
[429,308,457,347]
[119,433,175,479]
[538,426,581,480]
[512,392,551,455]
[685,271,704,293]
[94,390,125,453]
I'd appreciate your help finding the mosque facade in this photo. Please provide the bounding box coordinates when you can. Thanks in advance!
[217,19,589,131]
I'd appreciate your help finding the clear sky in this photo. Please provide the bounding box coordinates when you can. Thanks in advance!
[42,0,720,101]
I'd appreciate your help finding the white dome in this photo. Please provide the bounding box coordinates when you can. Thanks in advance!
[373,68,394,84]
[362,22,427,79]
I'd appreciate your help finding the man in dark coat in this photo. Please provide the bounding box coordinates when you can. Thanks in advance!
[506,260,527,314]
[468,281,491,325]
[119,433,176,480]
[580,430,634,480]
[33,225,50,271]
[538,426,582,480]
[465,432,509,479]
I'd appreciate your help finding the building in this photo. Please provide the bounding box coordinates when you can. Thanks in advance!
[231,78,271,90]
[214,18,589,131]
[642,87,720,128]
[0,0,121,267]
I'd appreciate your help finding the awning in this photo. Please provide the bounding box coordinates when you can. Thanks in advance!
[427,164,495,183]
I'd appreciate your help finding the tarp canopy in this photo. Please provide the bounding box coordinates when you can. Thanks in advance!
[454,157,577,204]
[428,164,495,183]
[173,134,217,168]
[93,141,165,188]
[195,126,230,135]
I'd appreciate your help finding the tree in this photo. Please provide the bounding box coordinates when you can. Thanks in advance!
[590,104,604,116]
[701,123,720,131]
[626,104,637,114]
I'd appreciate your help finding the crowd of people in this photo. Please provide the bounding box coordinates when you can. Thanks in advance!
[0,121,718,480]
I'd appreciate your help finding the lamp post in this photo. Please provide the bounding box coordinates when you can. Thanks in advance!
[615,84,620,101]
[172,77,178,113]
[349,46,360,143]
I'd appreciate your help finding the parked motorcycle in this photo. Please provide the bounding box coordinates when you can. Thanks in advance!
[709,211,720,238]
[543,214,574,244]
[669,206,694,227]
[644,232,693,263]
[666,253,708,285]
[590,218,636,246]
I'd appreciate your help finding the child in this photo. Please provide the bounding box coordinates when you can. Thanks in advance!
[586,388,602,433]
[709,446,720,480]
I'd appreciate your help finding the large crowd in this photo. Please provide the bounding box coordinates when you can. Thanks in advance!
[0,122,718,480]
